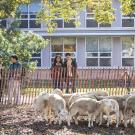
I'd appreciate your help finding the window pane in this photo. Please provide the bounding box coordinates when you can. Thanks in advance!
[19,20,28,28]
[31,58,41,67]
[99,23,111,27]
[51,53,63,57]
[30,14,36,18]
[86,37,98,52]
[100,58,111,66]
[99,36,111,52]
[100,53,111,57]
[52,45,63,52]
[29,20,41,28]
[64,53,76,57]
[21,14,28,18]
[64,20,75,28]
[86,53,98,57]
[86,58,98,66]
[52,20,63,28]
[19,5,28,13]
[32,53,41,57]
[64,37,76,52]
[122,19,134,27]
[51,37,63,52]
[86,19,98,27]
[122,37,134,57]
[122,58,134,66]
[0,20,6,28]
[29,2,41,13]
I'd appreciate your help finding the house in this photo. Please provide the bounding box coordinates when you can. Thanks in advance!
[1,0,135,68]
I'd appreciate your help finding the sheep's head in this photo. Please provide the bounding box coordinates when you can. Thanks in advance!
[59,109,69,121]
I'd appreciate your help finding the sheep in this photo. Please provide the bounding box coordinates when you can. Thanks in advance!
[33,92,50,121]
[67,98,101,127]
[68,93,97,109]
[124,95,135,127]
[88,91,108,97]
[95,95,130,123]
[98,98,119,127]
[48,93,68,125]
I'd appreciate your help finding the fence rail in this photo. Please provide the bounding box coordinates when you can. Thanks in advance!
[0,67,135,108]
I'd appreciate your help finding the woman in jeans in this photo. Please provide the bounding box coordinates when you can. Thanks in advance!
[51,55,63,89]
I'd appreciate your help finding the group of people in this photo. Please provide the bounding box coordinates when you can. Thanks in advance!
[51,53,77,93]
[0,53,77,104]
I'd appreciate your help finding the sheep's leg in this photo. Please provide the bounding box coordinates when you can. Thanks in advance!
[124,110,130,127]
[99,113,103,126]
[119,111,123,123]
[91,114,95,127]
[74,115,78,125]
[88,114,91,127]
[107,113,110,127]
[116,112,119,128]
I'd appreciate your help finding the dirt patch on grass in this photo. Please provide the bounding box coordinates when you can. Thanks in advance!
[0,106,135,135]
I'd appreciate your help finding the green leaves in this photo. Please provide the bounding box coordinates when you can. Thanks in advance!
[0,29,48,69]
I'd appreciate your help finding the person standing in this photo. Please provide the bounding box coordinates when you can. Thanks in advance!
[0,55,3,102]
[63,53,77,93]
[51,55,63,89]
[8,54,22,104]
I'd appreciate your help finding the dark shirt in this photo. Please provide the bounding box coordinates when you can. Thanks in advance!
[9,62,22,79]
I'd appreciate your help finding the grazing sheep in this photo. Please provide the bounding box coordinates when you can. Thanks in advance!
[95,95,130,123]
[48,94,68,125]
[98,98,119,127]
[67,98,101,127]
[33,92,50,121]
[124,95,135,127]
[68,93,97,109]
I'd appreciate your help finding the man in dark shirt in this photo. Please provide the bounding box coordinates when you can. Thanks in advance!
[63,53,77,93]
[8,54,22,104]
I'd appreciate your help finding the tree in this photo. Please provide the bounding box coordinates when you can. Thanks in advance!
[0,0,30,19]
[0,0,135,32]
[0,29,48,69]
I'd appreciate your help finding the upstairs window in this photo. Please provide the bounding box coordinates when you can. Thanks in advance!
[0,19,7,28]
[86,7,111,28]
[18,3,41,29]
[122,15,134,27]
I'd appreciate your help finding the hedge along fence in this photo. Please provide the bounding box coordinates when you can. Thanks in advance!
[0,67,135,107]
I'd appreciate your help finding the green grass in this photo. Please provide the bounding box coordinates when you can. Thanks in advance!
[21,87,135,96]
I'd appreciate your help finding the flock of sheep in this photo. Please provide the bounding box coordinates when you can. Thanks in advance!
[33,89,135,128]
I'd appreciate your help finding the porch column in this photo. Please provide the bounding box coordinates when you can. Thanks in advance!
[112,37,122,67]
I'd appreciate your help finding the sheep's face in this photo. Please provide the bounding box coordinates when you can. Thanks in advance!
[59,110,69,121]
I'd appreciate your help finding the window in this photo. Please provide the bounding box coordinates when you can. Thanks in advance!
[51,37,76,65]
[122,15,134,27]
[18,3,41,28]
[122,37,134,66]
[0,19,7,28]
[86,7,111,28]
[86,36,112,67]
[52,18,76,28]
[32,52,41,67]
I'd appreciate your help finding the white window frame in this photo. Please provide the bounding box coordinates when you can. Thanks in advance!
[50,37,77,67]
[85,7,111,28]
[85,36,113,67]
[121,14,135,28]
[17,4,42,29]
[121,36,135,67]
